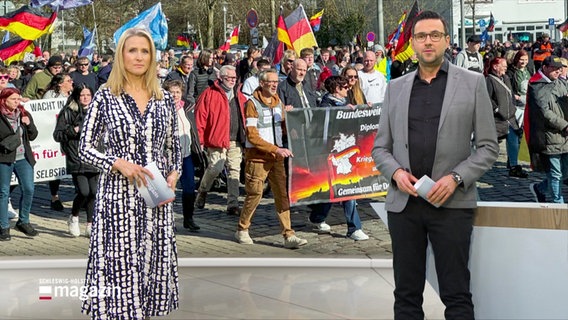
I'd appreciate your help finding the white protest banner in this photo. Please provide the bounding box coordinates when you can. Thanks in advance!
[11,98,70,185]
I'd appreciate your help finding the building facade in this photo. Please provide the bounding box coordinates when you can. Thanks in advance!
[452,0,566,45]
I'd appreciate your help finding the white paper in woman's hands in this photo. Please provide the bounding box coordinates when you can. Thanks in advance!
[135,162,176,208]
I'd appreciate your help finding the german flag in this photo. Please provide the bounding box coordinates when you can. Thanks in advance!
[558,17,568,37]
[0,5,57,41]
[229,25,239,45]
[277,13,292,48]
[284,5,318,55]
[0,36,41,65]
[394,0,420,62]
[176,33,190,48]
[309,9,324,32]
[219,26,239,51]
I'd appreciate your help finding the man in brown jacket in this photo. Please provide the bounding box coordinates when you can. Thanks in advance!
[235,69,308,249]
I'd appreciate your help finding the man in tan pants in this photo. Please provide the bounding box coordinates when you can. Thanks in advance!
[235,69,308,249]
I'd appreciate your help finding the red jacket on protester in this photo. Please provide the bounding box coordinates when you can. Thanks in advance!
[194,80,247,149]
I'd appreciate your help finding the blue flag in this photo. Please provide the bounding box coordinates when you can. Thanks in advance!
[480,29,489,47]
[113,2,168,51]
[30,0,93,10]
[79,26,95,60]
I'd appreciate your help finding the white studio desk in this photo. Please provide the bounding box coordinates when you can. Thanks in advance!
[372,201,568,320]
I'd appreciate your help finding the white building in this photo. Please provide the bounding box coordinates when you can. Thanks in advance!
[452,0,566,45]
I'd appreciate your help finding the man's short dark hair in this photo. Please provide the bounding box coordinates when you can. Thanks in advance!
[247,46,260,57]
[256,59,270,69]
[77,56,90,65]
[411,10,449,36]
[323,75,348,94]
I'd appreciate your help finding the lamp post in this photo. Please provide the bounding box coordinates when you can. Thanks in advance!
[222,2,227,40]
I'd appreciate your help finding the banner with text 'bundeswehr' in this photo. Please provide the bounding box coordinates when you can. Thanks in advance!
[286,106,388,206]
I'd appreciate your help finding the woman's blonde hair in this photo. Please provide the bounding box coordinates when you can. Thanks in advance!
[106,28,163,100]
[7,65,20,79]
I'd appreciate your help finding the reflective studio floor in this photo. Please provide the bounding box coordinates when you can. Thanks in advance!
[0,258,445,320]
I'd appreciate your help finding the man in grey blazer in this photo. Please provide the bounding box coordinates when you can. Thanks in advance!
[372,11,499,319]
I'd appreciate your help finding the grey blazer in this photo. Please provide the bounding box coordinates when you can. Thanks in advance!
[372,63,499,213]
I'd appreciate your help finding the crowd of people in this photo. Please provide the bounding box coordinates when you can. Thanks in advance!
[451,32,568,204]
[0,10,564,318]
[0,21,565,243]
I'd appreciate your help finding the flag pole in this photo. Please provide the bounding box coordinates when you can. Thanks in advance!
[60,9,65,53]
[91,3,99,53]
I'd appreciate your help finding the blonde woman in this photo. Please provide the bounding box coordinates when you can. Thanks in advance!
[79,28,181,319]
[7,65,23,90]
[279,49,297,81]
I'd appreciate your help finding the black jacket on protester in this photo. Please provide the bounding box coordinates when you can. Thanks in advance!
[165,68,192,101]
[188,67,217,105]
[53,100,98,174]
[97,63,112,87]
[0,111,38,166]
[183,100,207,175]
[486,73,519,140]
[0,113,38,167]
[277,76,319,110]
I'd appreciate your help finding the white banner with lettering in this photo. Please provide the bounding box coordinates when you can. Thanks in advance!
[11,98,70,185]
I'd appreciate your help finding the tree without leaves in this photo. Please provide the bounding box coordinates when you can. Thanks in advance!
[24,0,451,54]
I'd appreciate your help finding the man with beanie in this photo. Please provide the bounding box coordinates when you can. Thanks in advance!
[23,56,63,100]
[455,35,484,73]
[194,65,247,215]
[22,55,66,212]
[526,56,568,203]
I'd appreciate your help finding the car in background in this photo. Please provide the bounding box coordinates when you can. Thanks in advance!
[228,44,249,56]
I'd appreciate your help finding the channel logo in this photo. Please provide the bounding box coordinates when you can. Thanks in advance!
[39,286,52,300]
[38,284,120,301]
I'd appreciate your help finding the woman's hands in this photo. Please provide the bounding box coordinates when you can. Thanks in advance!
[156,171,179,207]
[112,159,179,207]
[166,170,179,193]
[112,158,154,187]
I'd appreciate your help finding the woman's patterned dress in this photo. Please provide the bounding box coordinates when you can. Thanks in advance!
[79,87,181,319]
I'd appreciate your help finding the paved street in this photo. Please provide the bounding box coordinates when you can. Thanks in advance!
[0,149,563,259]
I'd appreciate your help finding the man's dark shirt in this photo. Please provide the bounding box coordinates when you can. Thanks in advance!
[408,59,449,179]
[70,71,98,92]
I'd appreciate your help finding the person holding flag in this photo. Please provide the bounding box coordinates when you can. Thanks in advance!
[238,46,261,83]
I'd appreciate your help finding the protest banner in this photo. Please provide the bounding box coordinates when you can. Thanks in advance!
[10,97,69,184]
[287,105,388,205]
